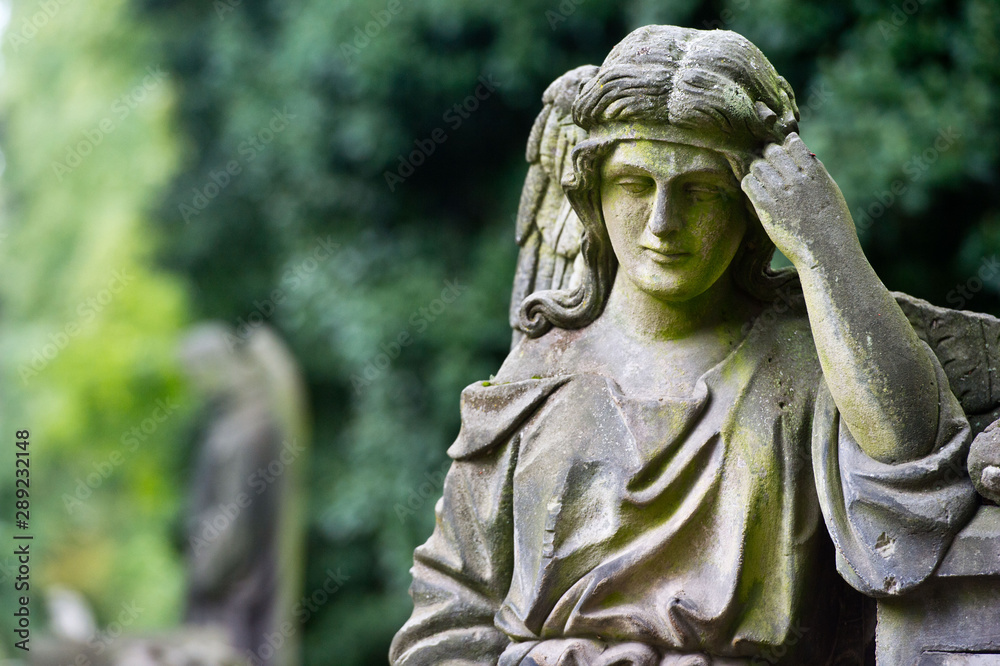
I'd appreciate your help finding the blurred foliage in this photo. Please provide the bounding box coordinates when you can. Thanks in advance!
[0,0,193,653]
[1,0,998,664]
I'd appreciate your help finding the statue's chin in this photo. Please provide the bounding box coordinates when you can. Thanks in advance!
[622,266,725,305]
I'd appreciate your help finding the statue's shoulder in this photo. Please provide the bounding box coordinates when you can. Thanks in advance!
[449,332,585,461]
[493,326,590,384]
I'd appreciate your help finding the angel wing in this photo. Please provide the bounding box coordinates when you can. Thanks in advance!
[895,293,1000,431]
[895,292,1000,503]
[509,65,598,348]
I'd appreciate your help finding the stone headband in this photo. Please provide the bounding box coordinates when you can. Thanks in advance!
[586,121,760,156]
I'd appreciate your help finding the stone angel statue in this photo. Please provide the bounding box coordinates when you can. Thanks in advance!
[180,323,310,666]
[392,26,1000,665]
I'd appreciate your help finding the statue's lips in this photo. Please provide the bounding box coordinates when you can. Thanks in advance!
[642,247,691,263]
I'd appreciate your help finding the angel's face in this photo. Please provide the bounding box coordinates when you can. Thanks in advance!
[599,140,747,303]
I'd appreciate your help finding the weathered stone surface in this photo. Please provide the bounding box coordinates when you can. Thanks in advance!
[394,24,1000,665]
[938,506,1000,576]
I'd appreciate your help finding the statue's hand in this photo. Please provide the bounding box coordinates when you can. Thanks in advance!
[970,420,1000,503]
[741,133,857,268]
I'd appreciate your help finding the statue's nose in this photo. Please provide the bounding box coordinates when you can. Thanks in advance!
[646,185,681,237]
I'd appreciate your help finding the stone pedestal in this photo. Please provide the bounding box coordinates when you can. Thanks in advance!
[877,506,1000,664]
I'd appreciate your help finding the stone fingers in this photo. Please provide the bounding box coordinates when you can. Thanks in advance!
[747,158,787,201]
[763,140,801,183]
[783,132,820,172]
[740,170,777,225]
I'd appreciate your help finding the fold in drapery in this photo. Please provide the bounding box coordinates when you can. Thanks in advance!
[812,340,978,597]
[499,638,751,665]
[391,310,977,666]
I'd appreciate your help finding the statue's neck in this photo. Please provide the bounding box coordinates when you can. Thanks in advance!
[598,271,746,342]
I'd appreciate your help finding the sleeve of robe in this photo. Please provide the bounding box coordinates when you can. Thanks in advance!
[389,377,568,666]
[812,340,979,596]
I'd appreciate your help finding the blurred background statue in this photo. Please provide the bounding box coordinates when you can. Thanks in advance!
[180,323,310,666]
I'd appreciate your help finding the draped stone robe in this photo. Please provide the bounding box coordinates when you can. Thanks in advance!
[390,307,977,666]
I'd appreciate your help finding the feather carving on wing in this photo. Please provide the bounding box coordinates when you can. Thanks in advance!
[895,292,1000,503]
[894,292,1000,432]
[509,65,598,348]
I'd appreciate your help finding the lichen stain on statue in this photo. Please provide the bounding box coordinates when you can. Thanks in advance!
[392,25,1000,666]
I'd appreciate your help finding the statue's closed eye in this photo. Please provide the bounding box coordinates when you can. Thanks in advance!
[615,177,655,195]
[683,183,729,203]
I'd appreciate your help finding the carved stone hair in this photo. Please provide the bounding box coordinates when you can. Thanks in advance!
[518,26,801,338]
